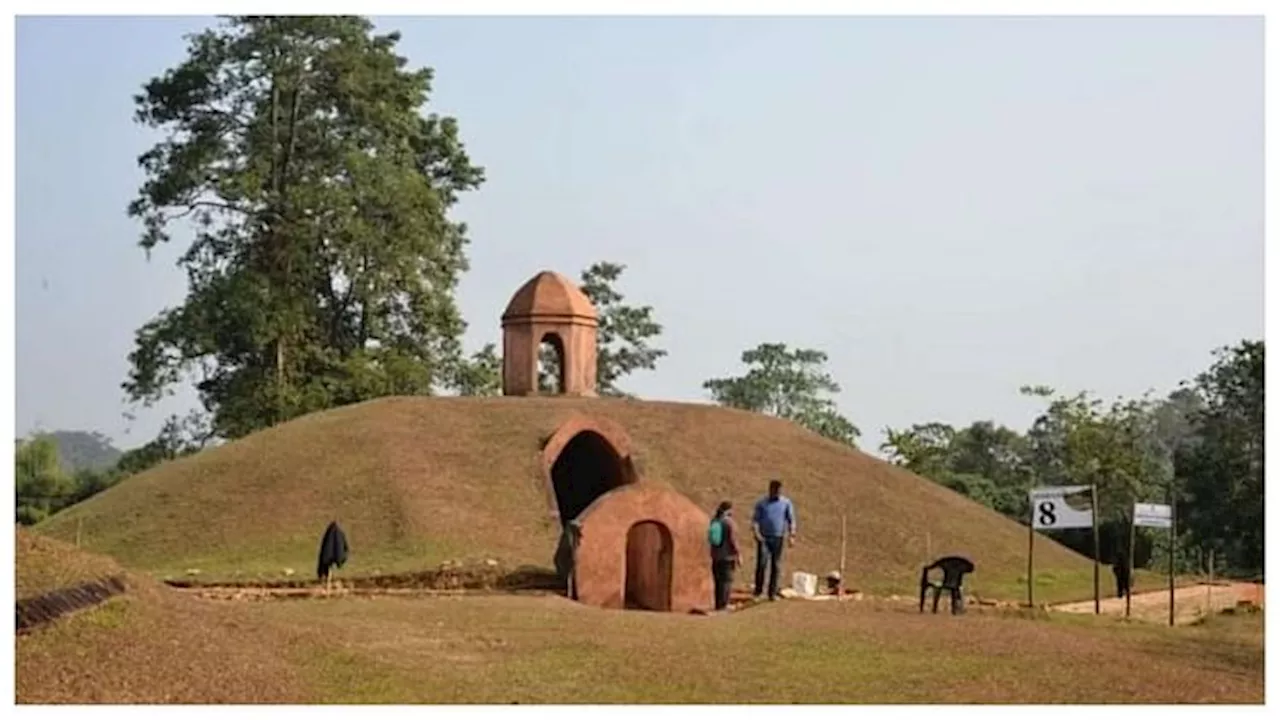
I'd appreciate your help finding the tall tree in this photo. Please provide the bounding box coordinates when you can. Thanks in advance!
[1176,340,1264,574]
[537,261,666,396]
[125,16,483,440]
[703,343,860,446]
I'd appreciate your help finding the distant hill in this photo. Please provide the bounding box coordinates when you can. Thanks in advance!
[23,431,124,473]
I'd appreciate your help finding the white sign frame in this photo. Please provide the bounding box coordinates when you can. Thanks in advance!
[1029,485,1094,530]
[1133,502,1173,529]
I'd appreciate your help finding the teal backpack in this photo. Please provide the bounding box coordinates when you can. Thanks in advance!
[708,518,725,548]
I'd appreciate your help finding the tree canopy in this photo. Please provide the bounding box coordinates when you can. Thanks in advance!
[15,436,74,525]
[703,342,860,447]
[125,16,483,440]
[881,340,1264,576]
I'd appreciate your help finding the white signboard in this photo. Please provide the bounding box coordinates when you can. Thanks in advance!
[1133,502,1173,529]
[1029,485,1094,530]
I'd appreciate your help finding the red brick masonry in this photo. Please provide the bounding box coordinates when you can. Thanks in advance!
[573,482,714,613]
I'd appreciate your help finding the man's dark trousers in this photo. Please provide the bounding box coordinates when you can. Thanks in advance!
[712,560,735,610]
[754,536,785,599]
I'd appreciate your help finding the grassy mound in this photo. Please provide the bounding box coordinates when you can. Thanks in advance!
[37,396,1094,601]
[15,529,307,703]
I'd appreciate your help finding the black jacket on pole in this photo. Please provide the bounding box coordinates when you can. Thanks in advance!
[317,521,350,580]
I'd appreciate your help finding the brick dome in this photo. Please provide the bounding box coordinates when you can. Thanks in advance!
[502,271,598,323]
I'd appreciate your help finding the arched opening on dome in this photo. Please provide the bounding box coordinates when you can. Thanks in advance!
[537,332,566,395]
[625,520,674,611]
[550,430,628,524]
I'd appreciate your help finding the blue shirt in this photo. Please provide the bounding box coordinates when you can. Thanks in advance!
[753,495,796,538]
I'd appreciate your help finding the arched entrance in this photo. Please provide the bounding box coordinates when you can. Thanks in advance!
[538,332,567,394]
[625,521,674,611]
[550,430,628,523]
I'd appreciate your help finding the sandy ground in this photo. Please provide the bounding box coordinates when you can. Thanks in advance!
[1052,582,1264,625]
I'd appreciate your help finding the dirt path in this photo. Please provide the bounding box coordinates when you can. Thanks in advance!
[1052,582,1263,625]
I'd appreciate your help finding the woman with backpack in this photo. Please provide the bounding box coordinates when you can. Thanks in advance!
[708,500,741,611]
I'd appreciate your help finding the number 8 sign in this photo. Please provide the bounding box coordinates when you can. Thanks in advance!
[1029,486,1094,530]
[1035,500,1058,528]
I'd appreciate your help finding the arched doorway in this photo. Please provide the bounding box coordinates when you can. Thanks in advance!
[625,521,674,611]
[550,430,628,524]
[537,332,567,394]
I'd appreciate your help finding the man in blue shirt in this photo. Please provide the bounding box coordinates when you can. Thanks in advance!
[752,479,797,601]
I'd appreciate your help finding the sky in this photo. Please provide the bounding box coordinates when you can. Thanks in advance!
[13,15,1264,453]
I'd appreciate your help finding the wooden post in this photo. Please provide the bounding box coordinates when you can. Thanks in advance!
[1207,548,1215,615]
[1168,490,1176,627]
[1091,484,1100,615]
[1027,512,1036,609]
[839,514,847,601]
[1126,511,1136,619]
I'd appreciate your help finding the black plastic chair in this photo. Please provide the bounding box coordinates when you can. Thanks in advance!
[919,555,975,615]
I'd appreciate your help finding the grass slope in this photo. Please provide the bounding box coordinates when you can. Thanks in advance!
[16,530,307,703]
[17,528,124,598]
[39,397,1094,601]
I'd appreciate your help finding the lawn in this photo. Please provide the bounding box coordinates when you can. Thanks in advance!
[252,593,1263,704]
[18,583,1262,704]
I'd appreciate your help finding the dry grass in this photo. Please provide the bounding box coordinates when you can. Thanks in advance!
[36,397,1094,602]
[16,527,123,598]
[15,532,309,704]
[15,531,1261,705]
[253,593,1264,704]
[19,588,1263,704]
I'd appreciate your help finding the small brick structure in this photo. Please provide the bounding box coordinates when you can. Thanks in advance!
[572,482,713,613]
[502,271,599,397]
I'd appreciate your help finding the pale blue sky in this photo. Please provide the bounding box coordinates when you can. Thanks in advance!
[14,15,1264,452]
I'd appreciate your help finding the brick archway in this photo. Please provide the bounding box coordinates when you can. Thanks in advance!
[539,415,639,524]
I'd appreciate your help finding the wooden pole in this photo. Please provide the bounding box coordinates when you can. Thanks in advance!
[1207,548,1215,615]
[1091,484,1100,615]
[1168,490,1176,628]
[839,514,847,601]
[75,517,82,548]
[1126,511,1136,619]
[1027,510,1036,609]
